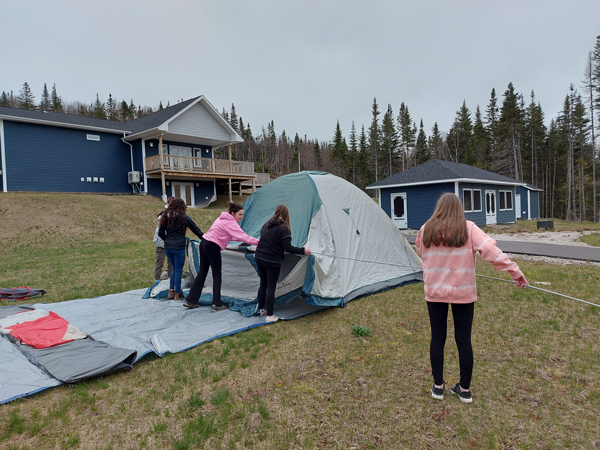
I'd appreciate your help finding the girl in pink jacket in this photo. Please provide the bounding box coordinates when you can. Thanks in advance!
[415,193,527,403]
[184,201,259,311]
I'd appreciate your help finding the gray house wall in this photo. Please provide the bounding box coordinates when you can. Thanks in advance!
[168,103,232,141]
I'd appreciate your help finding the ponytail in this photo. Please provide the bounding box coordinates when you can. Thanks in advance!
[228,201,244,214]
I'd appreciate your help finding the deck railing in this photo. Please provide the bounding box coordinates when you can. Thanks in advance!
[145,154,254,176]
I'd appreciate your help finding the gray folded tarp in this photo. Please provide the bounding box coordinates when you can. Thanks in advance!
[16,338,137,383]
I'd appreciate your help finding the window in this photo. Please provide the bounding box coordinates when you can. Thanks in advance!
[463,189,482,212]
[86,134,100,141]
[499,190,513,211]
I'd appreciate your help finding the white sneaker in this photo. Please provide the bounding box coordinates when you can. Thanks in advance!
[266,315,279,323]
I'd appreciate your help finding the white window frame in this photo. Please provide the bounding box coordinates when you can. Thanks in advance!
[463,189,482,212]
[499,190,513,211]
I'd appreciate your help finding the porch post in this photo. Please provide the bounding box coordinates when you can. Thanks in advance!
[0,119,7,192]
[252,177,256,193]
[228,178,232,202]
[228,144,232,173]
[159,135,166,201]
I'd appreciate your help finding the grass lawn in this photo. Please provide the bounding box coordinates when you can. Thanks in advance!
[1,193,600,449]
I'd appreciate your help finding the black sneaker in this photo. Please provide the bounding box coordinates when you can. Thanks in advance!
[431,384,444,400]
[212,304,228,312]
[183,301,198,309]
[450,384,473,403]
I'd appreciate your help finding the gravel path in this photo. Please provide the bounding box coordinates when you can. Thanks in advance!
[490,231,599,267]
[488,230,595,247]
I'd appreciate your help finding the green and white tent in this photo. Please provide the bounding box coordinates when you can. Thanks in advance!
[187,172,422,315]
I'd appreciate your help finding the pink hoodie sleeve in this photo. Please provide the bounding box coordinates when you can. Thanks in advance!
[229,222,259,246]
[470,223,524,281]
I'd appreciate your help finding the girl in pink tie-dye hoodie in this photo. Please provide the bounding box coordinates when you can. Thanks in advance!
[415,193,527,403]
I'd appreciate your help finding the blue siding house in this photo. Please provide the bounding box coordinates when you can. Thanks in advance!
[0,96,255,207]
[367,159,541,229]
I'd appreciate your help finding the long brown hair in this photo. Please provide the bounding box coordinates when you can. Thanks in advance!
[422,193,468,248]
[268,204,291,230]
[160,197,187,231]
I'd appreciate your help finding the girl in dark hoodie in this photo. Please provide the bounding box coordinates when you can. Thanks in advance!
[158,198,203,300]
[255,205,311,322]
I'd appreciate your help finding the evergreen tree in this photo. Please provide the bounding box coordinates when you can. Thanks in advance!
[497,82,525,179]
[159,101,164,110]
[40,83,50,112]
[120,100,131,121]
[414,119,429,165]
[230,104,239,132]
[221,108,229,123]
[446,100,472,163]
[380,103,399,178]
[470,106,490,168]
[397,102,415,170]
[485,88,500,164]
[358,125,369,188]
[583,44,599,221]
[0,91,9,107]
[331,120,346,176]
[50,84,63,112]
[368,98,381,182]
[106,94,118,121]
[129,100,136,119]
[523,91,547,185]
[349,121,358,184]
[313,140,322,170]
[290,133,299,172]
[428,122,444,160]
[19,82,36,110]
[92,94,107,119]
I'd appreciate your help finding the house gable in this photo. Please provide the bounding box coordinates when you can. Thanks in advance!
[167,102,233,142]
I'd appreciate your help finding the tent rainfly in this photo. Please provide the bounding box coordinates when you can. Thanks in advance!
[186,171,423,314]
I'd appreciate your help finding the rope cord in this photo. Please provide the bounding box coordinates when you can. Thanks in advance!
[476,274,600,308]
[312,252,597,308]
[312,252,419,269]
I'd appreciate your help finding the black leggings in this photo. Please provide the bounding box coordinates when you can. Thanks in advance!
[186,239,223,306]
[256,258,281,317]
[427,301,474,389]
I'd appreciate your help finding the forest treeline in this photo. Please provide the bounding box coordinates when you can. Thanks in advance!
[2,35,600,221]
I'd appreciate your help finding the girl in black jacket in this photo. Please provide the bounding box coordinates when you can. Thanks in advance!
[255,205,311,322]
[158,198,203,300]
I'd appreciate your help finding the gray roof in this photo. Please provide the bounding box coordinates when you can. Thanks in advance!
[0,106,131,133]
[124,97,199,134]
[367,159,525,188]
[0,96,201,136]
[523,183,543,191]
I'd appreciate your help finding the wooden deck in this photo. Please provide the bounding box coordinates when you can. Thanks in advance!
[145,155,255,180]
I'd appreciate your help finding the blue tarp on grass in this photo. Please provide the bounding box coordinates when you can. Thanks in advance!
[0,288,327,404]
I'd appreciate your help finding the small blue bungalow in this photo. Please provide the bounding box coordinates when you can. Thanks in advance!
[0,96,255,207]
[366,159,541,229]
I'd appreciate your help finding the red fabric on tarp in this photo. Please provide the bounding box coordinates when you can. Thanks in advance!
[5,311,73,349]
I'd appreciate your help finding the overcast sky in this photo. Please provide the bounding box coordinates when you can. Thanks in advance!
[2,0,600,142]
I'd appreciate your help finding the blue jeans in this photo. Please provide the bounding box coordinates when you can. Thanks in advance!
[164,248,186,293]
